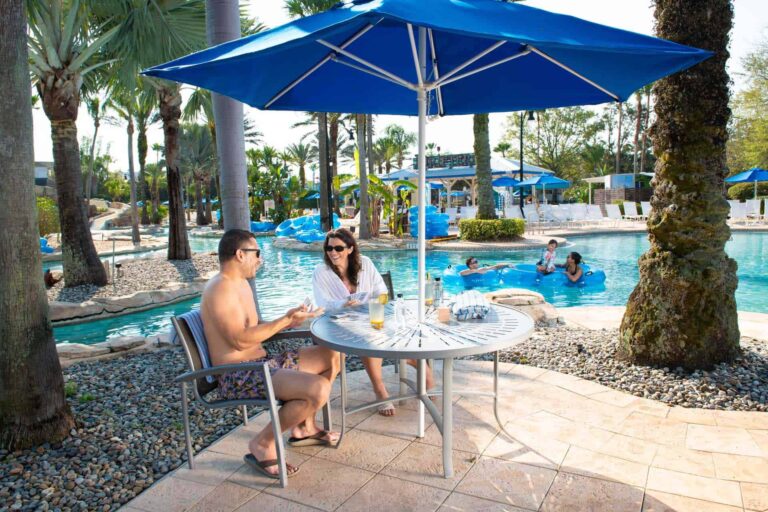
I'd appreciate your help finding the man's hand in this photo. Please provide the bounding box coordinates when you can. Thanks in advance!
[285,304,325,329]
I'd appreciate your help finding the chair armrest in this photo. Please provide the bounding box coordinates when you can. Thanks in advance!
[174,361,271,384]
[266,329,311,342]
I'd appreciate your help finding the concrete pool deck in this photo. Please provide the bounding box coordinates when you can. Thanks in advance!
[122,360,767,512]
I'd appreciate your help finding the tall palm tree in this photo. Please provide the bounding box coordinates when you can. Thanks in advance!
[619,0,739,369]
[285,142,317,189]
[145,162,166,224]
[83,92,108,206]
[1,0,75,448]
[180,124,215,226]
[356,114,371,238]
[99,0,207,260]
[27,0,116,286]
[134,83,157,225]
[105,90,142,245]
[473,114,496,219]
[384,124,416,170]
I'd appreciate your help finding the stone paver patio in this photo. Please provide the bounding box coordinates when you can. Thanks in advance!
[121,358,768,512]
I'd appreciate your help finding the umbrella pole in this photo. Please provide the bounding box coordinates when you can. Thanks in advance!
[755,180,758,200]
[417,29,427,324]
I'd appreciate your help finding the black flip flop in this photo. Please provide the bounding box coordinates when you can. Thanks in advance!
[243,454,299,479]
[288,430,338,447]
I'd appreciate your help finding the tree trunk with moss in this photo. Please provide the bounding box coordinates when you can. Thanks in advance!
[0,0,75,449]
[619,0,739,370]
[137,125,151,225]
[474,114,496,219]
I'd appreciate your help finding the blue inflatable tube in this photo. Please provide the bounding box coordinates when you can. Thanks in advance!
[442,265,501,289]
[500,264,606,287]
[250,221,276,232]
[295,230,326,243]
[275,219,295,237]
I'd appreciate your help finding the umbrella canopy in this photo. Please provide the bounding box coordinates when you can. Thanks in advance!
[492,176,520,187]
[428,182,444,189]
[144,0,709,328]
[515,175,571,189]
[725,168,768,199]
[304,192,321,200]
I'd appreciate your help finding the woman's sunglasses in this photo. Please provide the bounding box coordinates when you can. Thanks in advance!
[325,245,348,253]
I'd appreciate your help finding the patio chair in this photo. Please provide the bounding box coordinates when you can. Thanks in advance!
[585,204,607,226]
[569,203,590,227]
[746,199,764,222]
[622,201,643,221]
[172,310,332,488]
[729,201,749,225]
[605,204,623,226]
[639,201,652,220]
[461,206,477,220]
[504,207,523,219]
[446,207,458,226]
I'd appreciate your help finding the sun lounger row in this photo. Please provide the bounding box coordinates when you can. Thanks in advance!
[728,199,765,224]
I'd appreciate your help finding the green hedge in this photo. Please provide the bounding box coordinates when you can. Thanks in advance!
[727,182,768,201]
[459,218,525,241]
[37,197,60,236]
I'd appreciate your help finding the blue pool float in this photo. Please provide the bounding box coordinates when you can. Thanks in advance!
[40,238,54,254]
[275,219,296,237]
[295,230,326,243]
[500,264,606,287]
[442,265,501,289]
[250,221,276,232]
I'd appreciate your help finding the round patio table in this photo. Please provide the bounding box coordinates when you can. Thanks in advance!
[310,300,535,478]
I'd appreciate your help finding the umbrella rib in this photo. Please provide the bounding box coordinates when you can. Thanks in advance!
[332,59,415,90]
[265,22,377,109]
[407,24,424,86]
[528,46,620,102]
[431,48,531,89]
[428,29,445,116]
[434,40,507,85]
[317,39,417,91]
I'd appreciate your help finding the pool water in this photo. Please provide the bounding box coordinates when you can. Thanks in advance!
[53,232,768,345]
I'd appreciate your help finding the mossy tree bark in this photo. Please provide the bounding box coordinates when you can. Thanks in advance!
[0,0,75,449]
[474,114,496,219]
[619,0,740,370]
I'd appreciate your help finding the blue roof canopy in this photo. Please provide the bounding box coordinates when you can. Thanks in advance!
[143,0,711,115]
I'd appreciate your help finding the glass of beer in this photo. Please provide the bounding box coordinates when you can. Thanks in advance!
[368,300,385,330]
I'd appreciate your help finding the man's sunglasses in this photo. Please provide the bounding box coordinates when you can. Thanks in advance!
[325,245,348,253]
[240,248,261,258]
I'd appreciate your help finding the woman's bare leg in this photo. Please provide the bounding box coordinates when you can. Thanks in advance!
[362,357,395,416]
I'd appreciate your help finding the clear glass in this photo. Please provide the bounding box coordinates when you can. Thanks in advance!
[368,300,385,330]
[425,281,435,306]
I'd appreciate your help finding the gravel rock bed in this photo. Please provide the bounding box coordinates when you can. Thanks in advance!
[0,339,364,512]
[496,326,768,412]
[47,254,219,304]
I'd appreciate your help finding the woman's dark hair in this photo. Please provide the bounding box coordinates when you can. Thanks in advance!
[548,239,558,246]
[324,228,361,285]
[218,229,256,264]
[465,256,478,266]
[569,251,582,264]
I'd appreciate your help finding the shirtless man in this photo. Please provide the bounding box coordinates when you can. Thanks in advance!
[200,229,339,479]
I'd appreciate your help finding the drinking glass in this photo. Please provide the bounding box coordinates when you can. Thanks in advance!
[425,281,435,306]
[368,300,385,330]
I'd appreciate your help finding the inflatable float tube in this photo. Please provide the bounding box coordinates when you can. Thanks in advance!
[500,263,606,287]
[275,219,296,237]
[250,221,276,233]
[295,230,326,243]
[442,265,501,289]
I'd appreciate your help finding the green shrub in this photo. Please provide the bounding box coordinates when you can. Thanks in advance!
[64,381,77,398]
[459,218,525,241]
[727,182,768,201]
[37,197,60,236]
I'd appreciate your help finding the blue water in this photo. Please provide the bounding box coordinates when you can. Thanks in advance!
[53,232,768,345]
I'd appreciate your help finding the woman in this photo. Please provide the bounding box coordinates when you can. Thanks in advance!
[558,251,584,283]
[459,256,511,276]
[312,228,432,416]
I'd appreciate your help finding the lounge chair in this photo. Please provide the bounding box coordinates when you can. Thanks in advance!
[746,199,764,222]
[460,206,477,220]
[172,310,332,488]
[639,201,651,220]
[622,201,643,221]
[446,207,458,226]
[729,201,748,225]
[504,207,523,219]
[586,204,610,226]
[569,203,590,227]
[605,204,623,226]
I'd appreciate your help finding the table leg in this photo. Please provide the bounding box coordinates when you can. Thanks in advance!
[337,351,347,449]
[493,351,515,440]
[417,359,426,438]
[442,357,453,478]
[399,359,407,402]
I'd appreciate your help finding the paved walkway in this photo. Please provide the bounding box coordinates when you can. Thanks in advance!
[121,361,767,512]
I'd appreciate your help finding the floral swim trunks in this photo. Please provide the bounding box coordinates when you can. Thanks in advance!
[217,350,300,400]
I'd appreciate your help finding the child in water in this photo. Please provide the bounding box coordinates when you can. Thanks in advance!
[536,239,558,274]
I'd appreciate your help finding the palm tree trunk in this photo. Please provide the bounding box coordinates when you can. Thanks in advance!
[615,102,623,174]
[640,90,651,173]
[329,116,340,216]
[137,125,151,225]
[633,92,642,177]
[0,0,75,449]
[318,112,332,231]
[357,114,370,239]
[473,114,496,219]
[126,119,140,246]
[85,119,99,206]
[152,182,160,224]
[619,0,739,370]
[195,177,206,225]
[205,177,213,224]
[159,85,191,260]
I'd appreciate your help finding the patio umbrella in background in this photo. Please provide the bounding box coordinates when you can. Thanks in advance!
[492,177,520,188]
[515,175,570,204]
[143,0,710,332]
[725,168,768,199]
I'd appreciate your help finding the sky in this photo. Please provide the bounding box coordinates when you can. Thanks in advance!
[31,0,768,173]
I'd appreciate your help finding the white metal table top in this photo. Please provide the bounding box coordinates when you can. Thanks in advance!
[310,300,535,360]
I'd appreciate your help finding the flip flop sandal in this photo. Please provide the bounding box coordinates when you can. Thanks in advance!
[243,454,299,479]
[288,430,338,447]
[377,403,396,416]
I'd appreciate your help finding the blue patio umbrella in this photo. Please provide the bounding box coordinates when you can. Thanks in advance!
[304,192,321,200]
[725,168,768,199]
[492,177,520,188]
[515,175,570,204]
[428,182,444,189]
[143,0,710,330]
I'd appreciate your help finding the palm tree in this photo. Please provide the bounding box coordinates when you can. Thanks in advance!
[356,114,371,238]
[27,0,115,286]
[83,92,108,206]
[285,142,317,189]
[105,90,142,245]
[619,0,739,369]
[473,114,496,219]
[145,163,166,224]
[373,137,397,174]
[100,0,207,260]
[493,141,511,158]
[134,83,157,225]
[0,0,75,449]
[180,124,215,226]
[384,124,416,169]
